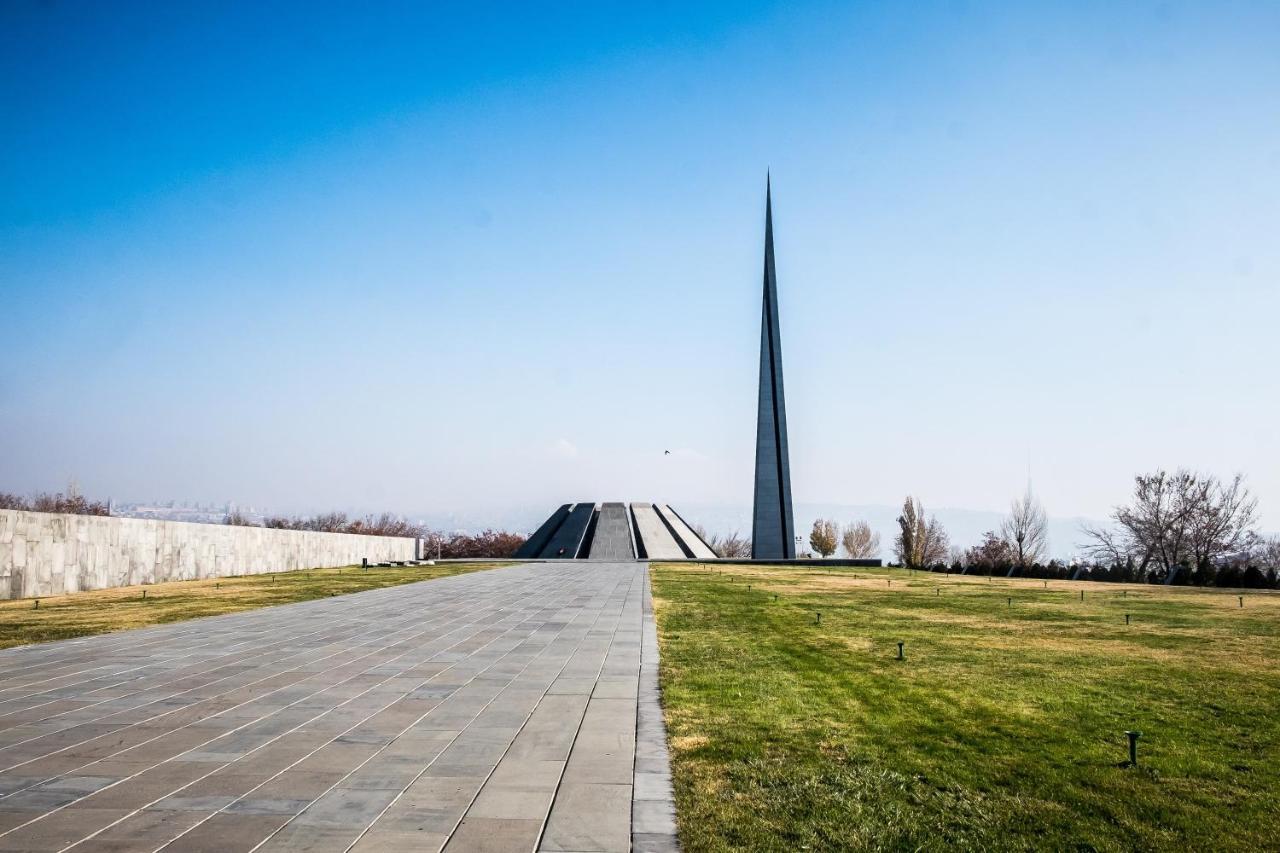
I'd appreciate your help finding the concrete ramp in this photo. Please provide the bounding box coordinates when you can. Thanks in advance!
[657,504,717,559]
[539,502,596,558]
[515,501,713,561]
[583,502,635,560]
[631,502,686,559]
[516,503,572,559]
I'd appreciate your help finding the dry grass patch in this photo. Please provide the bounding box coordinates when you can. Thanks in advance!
[652,561,1280,852]
[0,562,508,649]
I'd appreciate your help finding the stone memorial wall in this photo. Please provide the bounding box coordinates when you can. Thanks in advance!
[0,509,417,600]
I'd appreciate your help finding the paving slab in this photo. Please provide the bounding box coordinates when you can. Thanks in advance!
[0,561,679,851]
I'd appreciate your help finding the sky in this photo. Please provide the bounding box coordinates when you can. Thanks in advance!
[2,0,1278,539]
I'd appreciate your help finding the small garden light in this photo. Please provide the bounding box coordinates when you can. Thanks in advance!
[1125,730,1142,766]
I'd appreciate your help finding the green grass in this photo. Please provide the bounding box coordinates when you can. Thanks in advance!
[0,561,506,650]
[651,563,1280,852]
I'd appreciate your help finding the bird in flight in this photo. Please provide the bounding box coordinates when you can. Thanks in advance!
[664,450,671,455]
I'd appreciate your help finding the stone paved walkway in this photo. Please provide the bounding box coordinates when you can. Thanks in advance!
[0,562,678,852]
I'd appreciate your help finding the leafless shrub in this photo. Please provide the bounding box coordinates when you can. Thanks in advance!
[308,512,352,533]
[841,521,880,559]
[0,491,110,516]
[431,530,527,559]
[260,511,423,538]
[347,513,423,538]
[718,532,752,558]
[222,510,257,526]
[693,525,752,558]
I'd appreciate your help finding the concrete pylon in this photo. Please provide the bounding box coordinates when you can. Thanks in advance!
[751,176,796,560]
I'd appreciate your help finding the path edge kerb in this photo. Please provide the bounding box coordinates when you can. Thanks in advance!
[632,563,681,852]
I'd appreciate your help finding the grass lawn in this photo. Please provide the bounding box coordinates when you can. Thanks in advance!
[651,562,1280,852]
[0,561,507,650]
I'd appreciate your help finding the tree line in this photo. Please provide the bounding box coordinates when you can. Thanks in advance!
[0,490,110,516]
[227,511,528,558]
[882,470,1278,587]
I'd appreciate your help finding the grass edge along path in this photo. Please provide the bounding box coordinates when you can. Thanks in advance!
[0,561,511,650]
[651,562,1280,852]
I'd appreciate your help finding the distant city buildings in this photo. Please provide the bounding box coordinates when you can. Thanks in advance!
[111,500,263,525]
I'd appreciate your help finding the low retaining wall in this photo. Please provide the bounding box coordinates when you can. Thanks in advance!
[0,510,417,600]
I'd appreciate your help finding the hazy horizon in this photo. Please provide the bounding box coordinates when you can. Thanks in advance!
[3,2,1277,530]
[28,493,1273,564]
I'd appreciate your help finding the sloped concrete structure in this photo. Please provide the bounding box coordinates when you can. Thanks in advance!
[752,177,797,560]
[656,504,717,559]
[520,502,711,561]
[515,503,572,559]
[586,502,635,560]
[538,502,596,558]
[630,503,686,560]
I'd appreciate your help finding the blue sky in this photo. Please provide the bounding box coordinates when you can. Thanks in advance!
[2,0,1278,536]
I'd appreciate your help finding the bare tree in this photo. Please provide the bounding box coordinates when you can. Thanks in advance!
[1186,474,1257,567]
[809,518,838,558]
[841,521,880,559]
[1078,522,1128,566]
[1082,470,1258,577]
[692,525,752,559]
[1001,486,1048,567]
[307,512,351,533]
[717,532,752,558]
[921,518,950,566]
[894,496,949,567]
[1247,534,1280,570]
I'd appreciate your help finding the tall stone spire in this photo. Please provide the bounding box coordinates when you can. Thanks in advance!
[752,176,796,559]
